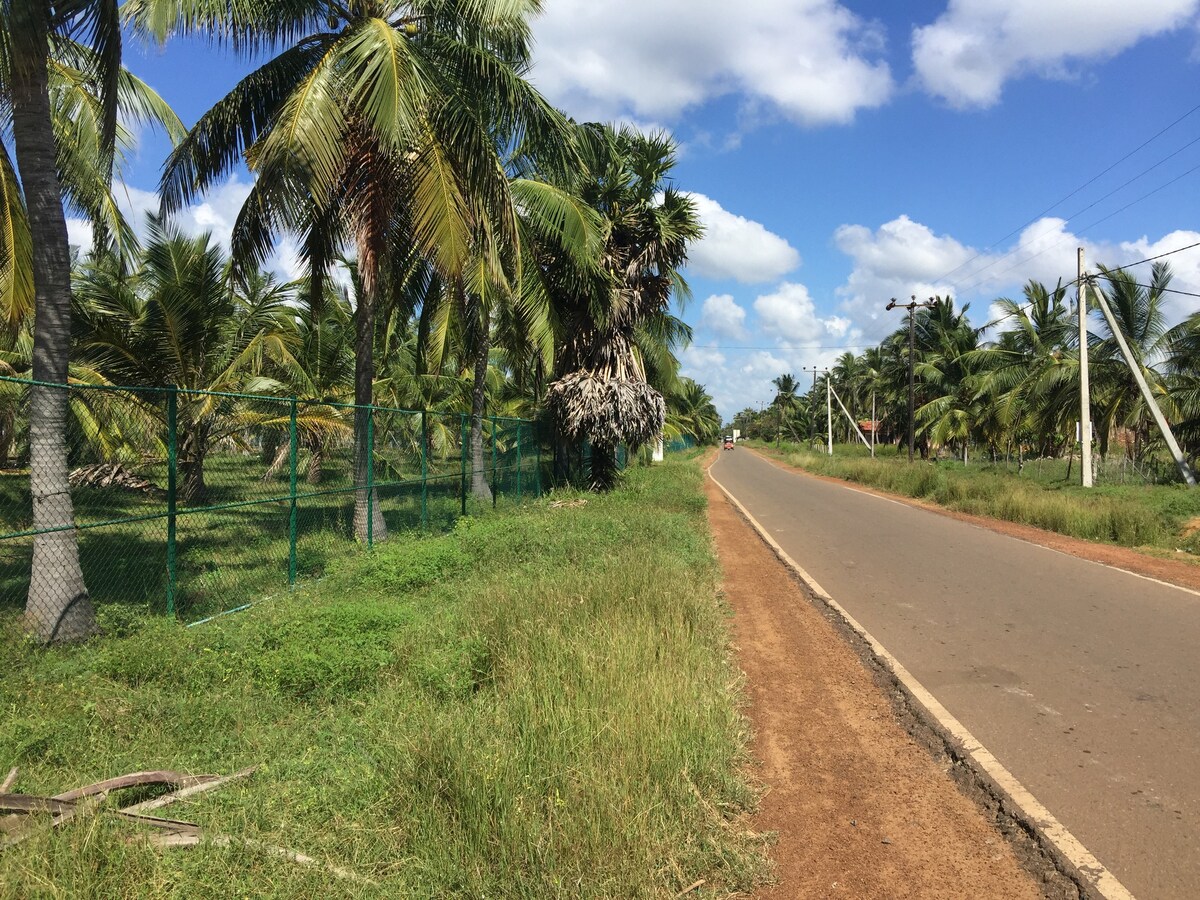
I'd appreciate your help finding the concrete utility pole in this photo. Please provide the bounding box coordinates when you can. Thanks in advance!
[1089,275,1197,486]
[1078,248,1094,488]
[871,391,876,458]
[826,374,833,456]
[803,366,819,443]
[804,366,833,454]
[886,296,936,462]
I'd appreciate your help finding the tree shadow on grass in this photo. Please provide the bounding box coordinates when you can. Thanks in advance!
[0,524,168,617]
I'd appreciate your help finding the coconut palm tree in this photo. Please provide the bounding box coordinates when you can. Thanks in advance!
[72,222,298,502]
[2,43,185,332]
[665,377,720,446]
[1089,262,1180,462]
[769,372,806,441]
[420,164,601,500]
[5,0,123,643]
[973,280,1074,458]
[127,0,573,539]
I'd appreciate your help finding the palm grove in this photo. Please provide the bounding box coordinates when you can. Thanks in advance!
[736,273,1200,472]
[2,0,722,644]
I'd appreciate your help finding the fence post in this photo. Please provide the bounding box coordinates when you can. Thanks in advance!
[460,414,468,517]
[421,410,428,529]
[288,399,298,587]
[535,420,542,498]
[516,422,523,500]
[165,386,178,617]
[491,416,498,508]
[366,405,375,549]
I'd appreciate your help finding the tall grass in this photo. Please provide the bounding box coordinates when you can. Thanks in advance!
[0,458,765,898]
[756,442,1194,549]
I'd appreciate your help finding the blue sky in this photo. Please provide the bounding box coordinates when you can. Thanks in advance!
[109,0,1200,420]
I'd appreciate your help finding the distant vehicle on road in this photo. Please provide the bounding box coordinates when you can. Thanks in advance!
[723,436,735,450]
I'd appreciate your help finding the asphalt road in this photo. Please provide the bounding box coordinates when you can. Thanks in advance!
[711,448,1200,899]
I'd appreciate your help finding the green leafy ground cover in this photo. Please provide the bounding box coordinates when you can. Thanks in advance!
[750,441,1200,553]
[0,456,765,898]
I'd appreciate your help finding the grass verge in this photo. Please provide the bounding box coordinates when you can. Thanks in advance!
[750,441,1200,553]
[0,455,765,898]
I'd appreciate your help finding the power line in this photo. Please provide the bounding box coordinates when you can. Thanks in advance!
[950,160,1200,297]
[928,100,1200,289]
[1124,282,1200,300]
[1101,240,1200,275]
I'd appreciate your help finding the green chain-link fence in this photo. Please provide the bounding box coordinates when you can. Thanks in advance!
[1,377,540,629]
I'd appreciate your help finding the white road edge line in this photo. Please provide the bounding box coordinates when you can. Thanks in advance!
[751,449,1200,602]
[707,460,1136,900]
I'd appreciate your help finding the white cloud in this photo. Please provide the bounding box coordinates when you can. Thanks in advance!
[833,215,975,336]
[686,193,800,283]
[685,279,858,419]
[832,212,1200,341]
[65,218,94,252]
[1112,230,1200,323]
[701,293,749,339]
[754,281,854,346]
[913,0,1200,108]
[531,0,893,127]
[755,282,824,342]
[68,176,305,282]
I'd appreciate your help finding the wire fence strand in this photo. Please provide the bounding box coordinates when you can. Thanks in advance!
[1,377,541,630]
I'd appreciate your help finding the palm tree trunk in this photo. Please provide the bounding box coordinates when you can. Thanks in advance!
[353,290,385,542]
[260,430,281,465]
[260,440,289,482]
[179,423,210,505]
[306,437,323,485]
[11,9,97,643]
[469,305,493,503]
[0,410,13,468]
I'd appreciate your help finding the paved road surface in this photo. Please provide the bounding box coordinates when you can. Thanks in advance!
[711,448,1200,899]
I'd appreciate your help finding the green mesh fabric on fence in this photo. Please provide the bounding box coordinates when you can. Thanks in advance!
[665,435,696,453]
[1,378,540,629]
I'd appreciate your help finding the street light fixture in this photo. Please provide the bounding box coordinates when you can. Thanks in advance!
[886,295,937,463]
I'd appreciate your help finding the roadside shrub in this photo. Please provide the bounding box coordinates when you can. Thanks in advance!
[362,536,469,594]
[94,620,201,687]
[249,602,411,700]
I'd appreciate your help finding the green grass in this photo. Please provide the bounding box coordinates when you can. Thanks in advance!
[0,456,766,898]
[749,440,1200,553]
[0,449,538,624]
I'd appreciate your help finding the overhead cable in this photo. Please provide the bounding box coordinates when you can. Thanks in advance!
[929,100,1200,290]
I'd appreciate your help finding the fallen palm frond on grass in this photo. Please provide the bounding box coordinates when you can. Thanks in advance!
[1,767,255,848]
[0,457,766,897]
[1,766,370,883]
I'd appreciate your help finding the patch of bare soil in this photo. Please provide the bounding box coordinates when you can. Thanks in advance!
[706,476,1045,899]
[757,449,1200,592]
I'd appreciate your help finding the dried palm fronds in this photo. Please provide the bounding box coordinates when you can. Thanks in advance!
[69,463,163,496]
[545,370,665,449]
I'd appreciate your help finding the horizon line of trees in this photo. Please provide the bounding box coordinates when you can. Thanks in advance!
[733,267,1200,469]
